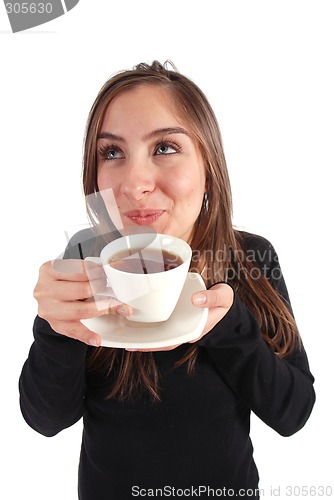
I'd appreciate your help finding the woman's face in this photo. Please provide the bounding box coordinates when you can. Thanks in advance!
[97,85,206,243]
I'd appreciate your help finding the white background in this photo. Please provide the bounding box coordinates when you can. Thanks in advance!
[1,1,333,498]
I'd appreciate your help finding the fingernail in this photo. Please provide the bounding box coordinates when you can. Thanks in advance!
[116,305,131,316]
[193,293,207,305]
[89,338,98,347]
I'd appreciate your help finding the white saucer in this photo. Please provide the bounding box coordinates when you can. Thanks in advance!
[81,273,208,349]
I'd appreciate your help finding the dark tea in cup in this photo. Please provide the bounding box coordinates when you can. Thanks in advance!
[108,248,183,274]
[100,233,192,322]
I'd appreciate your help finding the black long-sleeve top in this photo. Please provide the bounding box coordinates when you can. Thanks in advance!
[19,232,315,499]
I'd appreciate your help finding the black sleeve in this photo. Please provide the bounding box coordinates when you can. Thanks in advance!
[19,316,88,437]
[18,227,120,437]
[197,233,316,437]
[18,227,107,436]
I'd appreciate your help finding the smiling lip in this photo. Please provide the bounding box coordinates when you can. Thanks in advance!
[124,209,165,225]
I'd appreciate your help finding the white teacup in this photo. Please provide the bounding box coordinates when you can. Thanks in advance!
[93,233,192,322]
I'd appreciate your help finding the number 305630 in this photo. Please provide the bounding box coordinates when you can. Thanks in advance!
[5,3,53,14]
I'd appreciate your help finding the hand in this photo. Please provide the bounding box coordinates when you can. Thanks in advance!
[125,283,234,352]
[189,283,234,342]
[33,259,131,347]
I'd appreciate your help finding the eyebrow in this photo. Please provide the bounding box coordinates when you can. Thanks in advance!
[143,127,190,140]
[97,127,190,142]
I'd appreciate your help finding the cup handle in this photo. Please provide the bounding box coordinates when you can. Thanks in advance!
[85,256,102,265]
[84,257,116,299]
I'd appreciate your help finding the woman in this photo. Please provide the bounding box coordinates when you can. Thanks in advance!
[19,61,315,499]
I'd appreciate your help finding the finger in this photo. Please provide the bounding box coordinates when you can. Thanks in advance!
[46,276,107,301]
[84,260,108,284]
[93,297,132,317]
[38,296,132,321]
[71,297,131,320]
[48,259,105,282]
[51,320,102,347]
[192,283,234,309]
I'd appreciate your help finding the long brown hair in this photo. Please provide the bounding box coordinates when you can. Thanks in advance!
[82,61,301,401]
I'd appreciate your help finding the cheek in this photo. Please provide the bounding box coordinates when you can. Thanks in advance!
[168,171,205,204]
[97,168,118,193]
[97,168,108,191]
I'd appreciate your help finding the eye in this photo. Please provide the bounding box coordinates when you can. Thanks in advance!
[98,145,123,161]
[155,142,180,156]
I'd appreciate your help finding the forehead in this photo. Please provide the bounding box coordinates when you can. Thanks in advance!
[100,85,185,132]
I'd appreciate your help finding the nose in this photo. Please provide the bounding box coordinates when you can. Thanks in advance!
[121,160,155,200]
